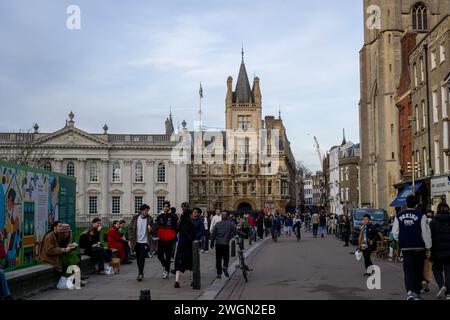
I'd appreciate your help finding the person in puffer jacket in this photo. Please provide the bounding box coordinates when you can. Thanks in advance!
[155,201,178,279]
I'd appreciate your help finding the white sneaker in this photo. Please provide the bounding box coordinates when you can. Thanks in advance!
[406,291,415,301]
[437,286,447,299]
[162,271,169,279]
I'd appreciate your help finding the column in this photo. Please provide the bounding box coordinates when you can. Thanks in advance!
[168,161,176,206]
[146,160,155,212]
[77,159,86,222]
[101,159,109,218]
[123,160,133,218]
[55,158,64,173]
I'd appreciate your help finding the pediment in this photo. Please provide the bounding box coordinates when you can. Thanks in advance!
[36,127,110,147]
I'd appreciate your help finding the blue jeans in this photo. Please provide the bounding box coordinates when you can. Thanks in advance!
[0,270,11,299]
[319,226,326,236]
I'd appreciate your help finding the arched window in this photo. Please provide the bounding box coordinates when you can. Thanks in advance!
[43,162,52,172]
[157,163,166,182]
[112,162,121,182]
[412,3,428,31]
[66,162,75,177]
[89,162,98,182]
[135,162,143,183]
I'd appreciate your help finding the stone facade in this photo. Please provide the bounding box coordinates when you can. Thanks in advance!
[359,0,450,213]
[339,144,361,214]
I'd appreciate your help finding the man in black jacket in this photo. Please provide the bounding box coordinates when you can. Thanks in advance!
[358,214,378,276]
[210,212,238,279]
[430,202,450,299]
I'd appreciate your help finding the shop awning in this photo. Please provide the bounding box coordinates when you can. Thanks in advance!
[390,182,423,207]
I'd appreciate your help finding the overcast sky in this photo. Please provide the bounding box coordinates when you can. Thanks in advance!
[0,0,364,172]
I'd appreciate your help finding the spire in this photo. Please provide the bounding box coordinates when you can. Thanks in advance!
[278,107,281,120]
[341,128,347,146]
[165,109,174,135]
[241,43,244,62]
[235,48,252,103]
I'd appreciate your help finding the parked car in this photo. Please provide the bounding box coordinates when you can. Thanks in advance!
[349,208,389,245]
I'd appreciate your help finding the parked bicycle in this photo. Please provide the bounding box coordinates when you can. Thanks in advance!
[235,235,252,282]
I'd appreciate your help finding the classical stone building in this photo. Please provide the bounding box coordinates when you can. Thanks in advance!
[304,175,313,206]
[188,54,297,214]
[359,0,450,213]
[0,112,189,225]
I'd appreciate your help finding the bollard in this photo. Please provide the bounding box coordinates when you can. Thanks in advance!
[139,289,151,300]
[230,239,236,257]
[249,232,252,246]
[192,240,201,290]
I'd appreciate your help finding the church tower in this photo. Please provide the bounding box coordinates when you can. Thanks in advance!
[225,49,262,130]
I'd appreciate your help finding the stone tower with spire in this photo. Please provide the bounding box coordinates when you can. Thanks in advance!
[225,48,262,130]
[165,110,174,135]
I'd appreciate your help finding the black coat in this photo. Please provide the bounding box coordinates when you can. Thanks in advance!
[175,212,196,273]
[430,213,450,262]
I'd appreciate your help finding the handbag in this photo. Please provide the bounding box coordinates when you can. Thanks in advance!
[104,263,115,275]
[423,258,433,282]
[56,276,75,290]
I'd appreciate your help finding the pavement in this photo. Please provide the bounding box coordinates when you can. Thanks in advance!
[216,230,441,300]
[26,238,265,300]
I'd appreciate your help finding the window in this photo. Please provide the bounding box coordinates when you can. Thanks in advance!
[43,162,52,172]
[268,181,272,195]
[237,115,251,130]
[340,168,344,181]
[234,181,238,194]
[66,162,75,177]
[135,162,143,183]
[215,181,222,195]
[416,150,420,177]
[433,90,439,123]
[435,141,441,175]
[112,196,121,214]
[431,50,437,69]
[112,162,121,182]
[201,181,206,195]
[442,86,449,119]
[415,105,420,131]
[414,63,418,87]
[422,100,427,129]
[88,196,98,215]
[157,196,165,213]
[345,188,349,202]
[412,3,428,31]
[420,57,424,82]
[440,44,446,63]
[157,163,166,182]
[89,162,98,182]
[134,196,143,214]
[345,167,349,181]
[251,181,256,193]
[281,181,288,195]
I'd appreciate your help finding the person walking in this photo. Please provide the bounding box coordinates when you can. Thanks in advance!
[155,201,178,279]
[129,204,154,282]
[174,203,196,288]
[256,211,264,240]
[311,212,320,238]
[210,212,238,278]
[430,202,450,300]
[201,210,211,253]
[264,214,272,238]
[284,214,293,237]
[210,209,222,233]
[192,208,206,242]
[319,212,327,238]
[392,195,432,300]
[358,214,378,275]
[341,215,351,246]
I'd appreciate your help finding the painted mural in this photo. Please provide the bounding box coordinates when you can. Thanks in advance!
[0,160,76,271]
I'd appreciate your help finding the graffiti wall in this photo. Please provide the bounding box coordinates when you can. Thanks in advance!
[0,160,76,271]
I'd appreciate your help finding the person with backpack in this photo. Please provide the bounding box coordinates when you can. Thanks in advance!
[392,195,432,300]
[430,202,450,300]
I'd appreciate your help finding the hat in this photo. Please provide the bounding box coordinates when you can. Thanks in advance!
[59,224,71,233]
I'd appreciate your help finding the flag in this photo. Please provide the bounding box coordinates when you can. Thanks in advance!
[199,83,203,99]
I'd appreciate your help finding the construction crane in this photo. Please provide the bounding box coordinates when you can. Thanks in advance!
[313,136,324,171]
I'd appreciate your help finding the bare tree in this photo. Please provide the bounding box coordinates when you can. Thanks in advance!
[0,128,54,169]
[296,160,312,177]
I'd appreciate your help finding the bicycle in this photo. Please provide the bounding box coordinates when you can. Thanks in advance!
[235,235,252,282]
